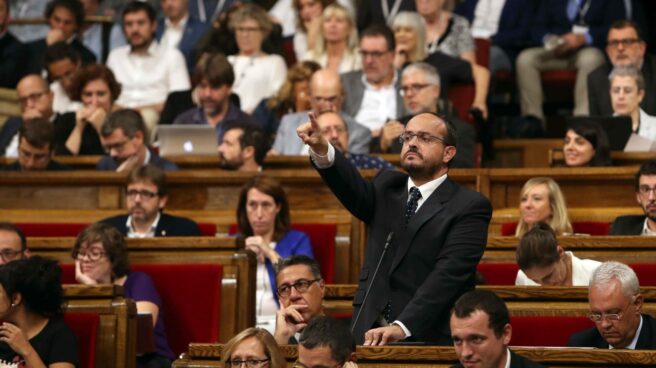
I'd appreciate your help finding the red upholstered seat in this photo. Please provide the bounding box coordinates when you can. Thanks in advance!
[64,312,99,368]
[474,38,490,68]
[281,36,297,67]
[477,263,519,285]
[629,264,656,286]
[511,316,594,346]
[447,84,476,124]
[229,224,336,283]
[17,222,216,237]
[500,222,611,236]
[197,223,217,236]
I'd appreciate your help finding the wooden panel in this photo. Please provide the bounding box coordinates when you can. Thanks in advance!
[492,139,563,168]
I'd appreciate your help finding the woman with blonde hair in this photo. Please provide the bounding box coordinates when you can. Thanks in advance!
[303,3,360,73]
[515,177,572,237]
[222,327,286,368]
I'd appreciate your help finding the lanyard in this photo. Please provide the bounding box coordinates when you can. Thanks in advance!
[382,0,403,26]
[578,0,592,26]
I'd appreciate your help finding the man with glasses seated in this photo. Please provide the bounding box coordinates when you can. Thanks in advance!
[610,160,656,235]
[568,261,656,349]
[100,164,200,238]
[2,118,69,171]
[0,222,29,265]
[295,316,357,368]
[97,109,177,172]
[273,255,325,345]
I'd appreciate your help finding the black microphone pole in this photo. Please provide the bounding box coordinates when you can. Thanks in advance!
[351,232,394,333]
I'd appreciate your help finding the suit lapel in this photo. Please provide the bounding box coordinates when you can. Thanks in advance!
[636,314,654,349]
[390,178,456,272]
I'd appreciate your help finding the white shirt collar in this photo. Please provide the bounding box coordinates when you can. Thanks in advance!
[143,148,151,165]
[641,217,656,236]
[361,69,398,90]
[126,212,161,238]
[610,315,643,349]
[165,13,188,30]
[131,39,159,55]
[503,348,511,368]
[407,173,448,211]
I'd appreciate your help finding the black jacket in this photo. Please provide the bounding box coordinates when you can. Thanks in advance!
[452,350,545,368]
[100,213,201,237]
[610,215,645,236]
[569,313,656,349]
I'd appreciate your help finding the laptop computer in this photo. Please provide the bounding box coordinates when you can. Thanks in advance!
[157,125,218,156]
[565,116,633,151]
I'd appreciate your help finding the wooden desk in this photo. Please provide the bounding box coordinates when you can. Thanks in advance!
[492,139,563,168]
[173,344,656,367]
[64,285,136,368]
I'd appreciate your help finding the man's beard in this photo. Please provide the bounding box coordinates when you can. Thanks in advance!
[400,147,440,180]
[218,152,243,170]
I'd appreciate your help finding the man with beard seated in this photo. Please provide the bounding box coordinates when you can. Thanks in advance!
[217,123,269,171]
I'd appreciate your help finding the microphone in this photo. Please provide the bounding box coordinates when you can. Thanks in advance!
[351,232,394,333]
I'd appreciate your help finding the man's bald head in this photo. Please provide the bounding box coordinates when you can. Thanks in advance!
[310,69,344,114]
[17,75,50,94]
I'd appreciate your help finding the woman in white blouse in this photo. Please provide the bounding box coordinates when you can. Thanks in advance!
[228,4,287,113]
[610,65,656,143]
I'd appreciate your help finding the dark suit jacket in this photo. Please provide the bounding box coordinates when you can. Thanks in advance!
[316,150,492,344]
[26,38,96,74]
[569,313,656,349]
[0,32,28,88]
[610,214,645,235]
[530,0,625,49]
[2,160,70,171]
[156,16,210,72]
[0,117,22,156]
[451,350,545,368]
[100,213,201,237]
[96,149,178,171]
[588,54,656,116]
[340,70,409,123]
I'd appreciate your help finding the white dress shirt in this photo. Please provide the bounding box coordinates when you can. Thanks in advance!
[160,14,189,51]
[354,72,398,132]
[471,0,507,38]
[126,211,161,238]
[107,41,190,108]
[228,54,287,113]
[515,252,601,286]
[51,81,82,114]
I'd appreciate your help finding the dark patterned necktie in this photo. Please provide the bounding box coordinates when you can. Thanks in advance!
[405,187,422,223]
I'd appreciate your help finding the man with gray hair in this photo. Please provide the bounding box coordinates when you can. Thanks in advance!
[378,62,476,168]
[568,261,656,349]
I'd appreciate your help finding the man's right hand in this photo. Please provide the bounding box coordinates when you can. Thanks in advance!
[46,28,65,45]
[273,304,308,344]
[380,120,404,152]
[297,112,329,155]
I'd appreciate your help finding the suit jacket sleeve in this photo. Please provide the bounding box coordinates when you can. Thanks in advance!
[397,193,491,337]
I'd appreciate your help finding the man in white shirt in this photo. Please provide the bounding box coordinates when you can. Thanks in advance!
[106,1,190,131]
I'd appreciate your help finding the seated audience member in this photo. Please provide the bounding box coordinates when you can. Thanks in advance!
[79,0,107,62]
[611,160,656,235]
[156,0,209,72]
[252,60,321,138]
[274,255,325,344]
[227,4,287,113]
[303,3,361,73]
[0,75,59,157]
[515,177,572,238]
[291,0,329,61]
[298,316,357,368]
[55,63,121,156]
[101,164,199,237]
[107,1,190,131]
[0,257,78,367]
[341,24,408,138]
[563,120,612,167]
[515,222,601,286]
[44,42,82,114]
[311,111,394,170]
[588,20,656,116]
[98,109,178,172]
[272,68,370,155]
[3,118,69,171]
[0,222,29,265]
[72,223,175,366]
[26,0,96,74]
[222,327,286,368]
[218,123,268,171]
[609,65,656,141]
[378,62,476,168]
[392,11,488,117]
[237,176,314,330]
[173,52,254,143]
[569,261,656,349]
[0,0,28,88]
[450,290,545,368]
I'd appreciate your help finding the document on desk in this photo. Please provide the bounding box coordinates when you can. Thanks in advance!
[624,133,656,152]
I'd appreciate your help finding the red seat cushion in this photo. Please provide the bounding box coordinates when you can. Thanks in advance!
[477,263,519,285]
[500,222,611,236]
[17,222,216,237]
[64,312,99,368]
[629,264,656,286]
[447,84,476,124]
[511,316,594,346]
[198,223,217,236]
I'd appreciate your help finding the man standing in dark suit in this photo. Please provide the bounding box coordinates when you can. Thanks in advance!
[451,290,545,368]
[101,164,201,237]
[588,20,656,116]
[610,160,656,235]
[569,261,656,349]
[297,111,492,345]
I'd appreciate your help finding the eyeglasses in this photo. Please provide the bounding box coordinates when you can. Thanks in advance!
[359,50,389,59]
[610,86,638,95]
[638,185,656,196]
[126,189,159,199]
[399,131,447,145]
[0,249,23,261]
[293,360,342,368]
[589,301,634,323]
[103,139,130,154]
[607,38,641,48]
[18,91,48,106]
[400,84,432,96]
[19,148,50,162]
[311,95,340,105]
[277,278,321,298]
[235,26,262,33]
[226,358,270,367]
[72,248,106,261]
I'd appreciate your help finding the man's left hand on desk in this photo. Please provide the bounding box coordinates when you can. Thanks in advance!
[363,324,405,346]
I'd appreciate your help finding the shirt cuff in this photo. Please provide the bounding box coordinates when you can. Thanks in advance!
[309,144,335,169]
[392,320,411,338]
